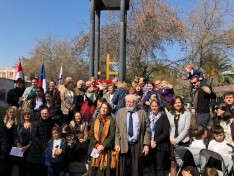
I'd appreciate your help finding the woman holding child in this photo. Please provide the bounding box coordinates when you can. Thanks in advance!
[166,96,191,176]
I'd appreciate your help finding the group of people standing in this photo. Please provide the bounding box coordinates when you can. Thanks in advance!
[1,64,233,176]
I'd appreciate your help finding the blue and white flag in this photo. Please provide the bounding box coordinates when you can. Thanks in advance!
[57,64,63,89]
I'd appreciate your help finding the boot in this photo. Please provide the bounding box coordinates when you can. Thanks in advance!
[82,161,91,176]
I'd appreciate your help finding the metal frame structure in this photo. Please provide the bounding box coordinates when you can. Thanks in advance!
[89,0,129,81]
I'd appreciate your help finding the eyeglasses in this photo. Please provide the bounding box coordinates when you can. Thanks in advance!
[214,107,220,111]
[24,113,31,116]
[191,81,197,85]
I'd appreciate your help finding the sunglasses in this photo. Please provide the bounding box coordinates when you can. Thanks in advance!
[191,81,197,85]
[24,113,31,115]
[214,107,220,111]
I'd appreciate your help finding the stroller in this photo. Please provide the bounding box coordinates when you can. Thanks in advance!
[175,146,201,176]
[200,149,233,176]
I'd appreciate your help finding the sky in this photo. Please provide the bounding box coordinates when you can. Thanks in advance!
[0,0,197,68]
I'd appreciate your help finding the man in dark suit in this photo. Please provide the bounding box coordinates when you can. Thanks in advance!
[115,94,150,176]
[7,78,24,107]
[191,76,216,130]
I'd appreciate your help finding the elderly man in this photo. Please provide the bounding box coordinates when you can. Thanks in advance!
[191,76,216,129]
[74,80,85,111]
[115,94,150,176]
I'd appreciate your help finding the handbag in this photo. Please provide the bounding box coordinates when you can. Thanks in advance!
[22,99,32,110]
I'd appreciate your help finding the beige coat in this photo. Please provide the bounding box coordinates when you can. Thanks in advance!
[61,89,77,115]
[115,108,151,154]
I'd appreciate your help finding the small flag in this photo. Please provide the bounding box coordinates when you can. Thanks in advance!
[39,61,46,93]
[57,64,63,89]
[15,58,25,89]
[16,59,24,81]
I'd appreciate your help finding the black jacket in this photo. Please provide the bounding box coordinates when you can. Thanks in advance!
[0,122,8,159]
[196,86,216,113]
[27,118,56,164]
[153,113,170,152]
[7,87,24,107]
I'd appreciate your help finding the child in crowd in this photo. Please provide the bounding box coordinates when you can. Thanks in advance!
[190,126,207,149]
[45,127,66,176]
[61,124,78,175]
[208,125,233,159]
[202,167,218,176]
[181,166,194,176]
[182,64,206,85]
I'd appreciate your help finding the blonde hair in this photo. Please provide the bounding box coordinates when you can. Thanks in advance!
[117,81,128,91]
[4,106,20,125]
[185,64,194,69]
[20,108,34,123]
[64,78,74,88]
[90,77,96,81]
[161,80,173,89]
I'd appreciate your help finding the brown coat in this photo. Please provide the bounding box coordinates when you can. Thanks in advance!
[115,108,151,155]
[61,89,77,115]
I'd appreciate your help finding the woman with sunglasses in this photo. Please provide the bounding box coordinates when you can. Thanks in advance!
[14,108,34,176]
[213,101,234,146]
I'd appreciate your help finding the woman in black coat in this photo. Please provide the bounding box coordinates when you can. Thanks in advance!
[0,121,8,176]
[14,108,34,176]
[148,99,170,176]
[27,107,56,176]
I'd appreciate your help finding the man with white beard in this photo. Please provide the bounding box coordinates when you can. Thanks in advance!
[115,94,151,176]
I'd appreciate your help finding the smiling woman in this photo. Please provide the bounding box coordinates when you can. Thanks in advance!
[165,96,191,176]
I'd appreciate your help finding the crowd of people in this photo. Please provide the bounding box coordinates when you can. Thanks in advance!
[0,64,233,176]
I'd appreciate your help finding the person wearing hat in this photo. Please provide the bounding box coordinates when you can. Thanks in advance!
[7,78,25,107]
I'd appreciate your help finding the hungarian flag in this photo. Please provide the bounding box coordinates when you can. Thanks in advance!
[16,59,24,81]
[15,58,25,89]
[57,64,63,89]
[39,62,46,93]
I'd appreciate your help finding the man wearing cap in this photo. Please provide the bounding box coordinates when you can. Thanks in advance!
[7,78,24,107]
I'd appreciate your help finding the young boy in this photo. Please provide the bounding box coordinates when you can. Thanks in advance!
[208,125,233,159]
[190,126,207,149]
[183,64,206,85]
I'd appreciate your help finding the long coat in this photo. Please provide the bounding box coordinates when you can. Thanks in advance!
[27,118,56,164]
[89,114,116,176]
[115,108,151,154]
[61,89,77,115]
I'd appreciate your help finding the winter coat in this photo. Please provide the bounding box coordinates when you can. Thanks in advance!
[44,139,66,167]
[27,118,56,164]
[112,89,128,112]
[7,87,24,107]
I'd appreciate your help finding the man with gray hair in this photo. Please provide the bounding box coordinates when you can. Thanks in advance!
[115,94,151,176]
[74,80,85,111]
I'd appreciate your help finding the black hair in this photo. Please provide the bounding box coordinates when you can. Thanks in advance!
[45,91,53,97]
[223,92,234,99]
[211,125,224,135]
[214,101,234,122]
[146,81,154,87]
[50,80,56,85]
[31,78,38,82]
[98,97,107,103]
[36,87,44,94]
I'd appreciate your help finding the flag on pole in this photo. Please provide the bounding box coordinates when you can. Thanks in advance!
[15,58,25,89]
[39,61,46,93]
[16,58,24,81]
[57,64,63,89]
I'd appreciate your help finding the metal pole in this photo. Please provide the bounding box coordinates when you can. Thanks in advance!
[119,0,127,81]
[89,0,95,78]
[94,10,100,79]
